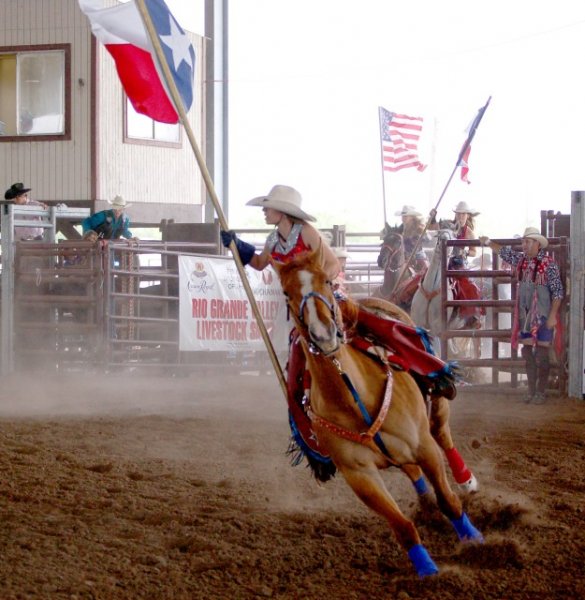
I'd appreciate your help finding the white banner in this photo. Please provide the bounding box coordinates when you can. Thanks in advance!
[178,256,289,352]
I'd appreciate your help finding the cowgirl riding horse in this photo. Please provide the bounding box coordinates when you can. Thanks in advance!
[222,185,473,482]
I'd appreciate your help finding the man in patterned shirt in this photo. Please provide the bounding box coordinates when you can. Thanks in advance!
[479,228,564,404]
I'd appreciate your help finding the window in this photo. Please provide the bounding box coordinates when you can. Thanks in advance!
[124,98,181,146]
[0,44,70,141]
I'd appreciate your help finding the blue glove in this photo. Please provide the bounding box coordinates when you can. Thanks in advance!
[220,230,236,248]
[220,230,256,266]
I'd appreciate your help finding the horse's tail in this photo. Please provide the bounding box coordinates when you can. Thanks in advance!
[286,423,337,483]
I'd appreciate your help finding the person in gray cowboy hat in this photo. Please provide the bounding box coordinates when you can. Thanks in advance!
[220,184,339,277]
[81,195,136,240]
[4,182,48,240]
[393,204,430,272]
[479,227,564,405]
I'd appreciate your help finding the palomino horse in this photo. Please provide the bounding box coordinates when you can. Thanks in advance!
[275,251,483,577]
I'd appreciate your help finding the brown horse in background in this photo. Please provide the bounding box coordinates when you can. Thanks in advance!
[274,250,483,577]
[375,224,423,311]
[375,225,405,301]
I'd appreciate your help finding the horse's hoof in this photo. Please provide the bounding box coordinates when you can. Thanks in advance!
[459,474,479,493]
[451,512,484,544]
[408,544,439,578]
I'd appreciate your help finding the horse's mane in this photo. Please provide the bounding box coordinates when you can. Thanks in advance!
[276,250,322,286]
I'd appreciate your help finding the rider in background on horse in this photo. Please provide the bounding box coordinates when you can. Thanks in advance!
[429,200,484,328]
[377,206,430,310]
[480,227,564,405]
[394,204,430,273]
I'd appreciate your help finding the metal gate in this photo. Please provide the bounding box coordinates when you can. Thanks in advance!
[4,234,571,393]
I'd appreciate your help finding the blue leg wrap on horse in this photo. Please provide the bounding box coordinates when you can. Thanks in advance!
[451,512,484,543]
[408,544,439,577]
[413,476,429,496]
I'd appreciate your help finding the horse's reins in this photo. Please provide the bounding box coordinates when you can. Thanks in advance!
[293,289,394,461]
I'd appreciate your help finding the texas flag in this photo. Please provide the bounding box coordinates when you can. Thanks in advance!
[457,97,491,185]
[78,0,195,124]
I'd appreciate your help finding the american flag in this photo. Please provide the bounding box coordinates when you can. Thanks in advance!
[379,107,426,173]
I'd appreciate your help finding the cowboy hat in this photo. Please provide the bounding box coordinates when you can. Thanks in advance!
[4,182,31,200]
[108,195,131,209]
[246,185,316,222]
[332,247,351,259]
[522,226,548,249]
[453,200,480,216]
[394,204,422,217]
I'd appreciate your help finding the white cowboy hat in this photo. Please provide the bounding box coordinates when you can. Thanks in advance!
[453,200,479,216]
[394,204,422,217]
[522,226,548,249]
[108,195,131,209]
[332,247,350,259]
[246,185,316,222]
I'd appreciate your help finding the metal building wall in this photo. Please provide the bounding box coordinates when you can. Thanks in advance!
[1,0,206,223]
[0,0,92,202]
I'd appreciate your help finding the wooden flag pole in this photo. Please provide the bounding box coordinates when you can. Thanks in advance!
[135,0,288,399]
[389,96,492,299]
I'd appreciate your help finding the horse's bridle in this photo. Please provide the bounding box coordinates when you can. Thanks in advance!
[379,243,403,272]
[286,287,345,356]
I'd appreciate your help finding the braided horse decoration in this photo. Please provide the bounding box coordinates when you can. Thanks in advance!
[274,250,483,577]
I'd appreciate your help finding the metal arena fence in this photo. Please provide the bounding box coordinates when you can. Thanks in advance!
[0,225,570,396]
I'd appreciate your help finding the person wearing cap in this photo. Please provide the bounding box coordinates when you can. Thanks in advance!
[479,228,564,405]
[81,195,136,240]
[4,182,47,240]
[220,184,339,278]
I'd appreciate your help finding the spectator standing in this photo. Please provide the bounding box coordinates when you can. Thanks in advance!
[480,228,564,404]
[4,182,47,240]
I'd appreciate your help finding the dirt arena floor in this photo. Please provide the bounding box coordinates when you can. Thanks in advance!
[0,367,583,600]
